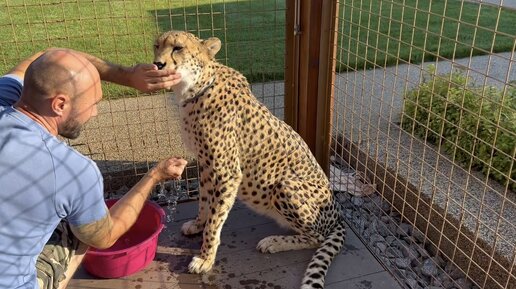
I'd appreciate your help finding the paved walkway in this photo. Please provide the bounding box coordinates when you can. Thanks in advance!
[467,0,516,9]
[70,201,404,289]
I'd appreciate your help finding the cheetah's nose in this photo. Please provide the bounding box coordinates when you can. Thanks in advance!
[153,62,166,70]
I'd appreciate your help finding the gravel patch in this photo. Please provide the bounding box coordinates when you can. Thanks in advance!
[332,162,480,289]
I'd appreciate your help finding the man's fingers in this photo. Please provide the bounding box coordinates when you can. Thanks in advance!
[145,72,181,87]
[144,82,174,91]
[138,63,158,71]
[145,78,182,91]
[168,159,187,170]
[129,63,181,93]
[146,73,180,84]
[167,159,187,179]
[145,68,178,77]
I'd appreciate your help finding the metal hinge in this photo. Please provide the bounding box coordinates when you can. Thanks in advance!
[294,0,302,36]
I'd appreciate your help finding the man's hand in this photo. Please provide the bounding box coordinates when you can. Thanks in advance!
[129,64,181,93]
[148,157,188,183]
[72,157,188,249]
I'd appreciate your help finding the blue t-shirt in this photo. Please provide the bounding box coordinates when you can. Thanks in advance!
[0,75,108,289]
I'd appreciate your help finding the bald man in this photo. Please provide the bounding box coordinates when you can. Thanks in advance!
[0,49,188,289]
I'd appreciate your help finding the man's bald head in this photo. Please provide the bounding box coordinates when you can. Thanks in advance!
[15,49,103,139]
[21,49,101,104]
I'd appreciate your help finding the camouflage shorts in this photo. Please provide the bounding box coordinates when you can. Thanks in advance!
[36,222,79,289]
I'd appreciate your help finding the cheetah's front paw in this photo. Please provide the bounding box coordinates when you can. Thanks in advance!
[257,236,285,253]
[181,220,204,235]
[188,255,215,274]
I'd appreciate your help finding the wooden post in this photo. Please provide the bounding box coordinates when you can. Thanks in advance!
[284,0,338,174]
[284,0,298,130]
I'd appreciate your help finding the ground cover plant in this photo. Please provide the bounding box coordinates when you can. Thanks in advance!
[402,66,515,191]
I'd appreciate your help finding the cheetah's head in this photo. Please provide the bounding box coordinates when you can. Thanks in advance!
[153,31,221,102]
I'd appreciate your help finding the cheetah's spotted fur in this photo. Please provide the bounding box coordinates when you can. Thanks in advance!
[154,31,346,289]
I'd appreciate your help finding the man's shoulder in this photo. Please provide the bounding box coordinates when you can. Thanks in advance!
[1,74,23,84]
[48,140,100,175]
[0,75,23,107]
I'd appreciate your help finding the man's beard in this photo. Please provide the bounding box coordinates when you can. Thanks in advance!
[60,117,83,139]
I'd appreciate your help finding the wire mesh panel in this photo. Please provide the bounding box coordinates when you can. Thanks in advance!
[0,0,286,198]
[329,0,515,288]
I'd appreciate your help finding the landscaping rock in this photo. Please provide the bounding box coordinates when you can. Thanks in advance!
[330,167,479,289]
[421,258,439,278]
[395,257,412,269]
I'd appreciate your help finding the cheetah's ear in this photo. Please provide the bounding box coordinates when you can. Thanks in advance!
[203,37,221,59]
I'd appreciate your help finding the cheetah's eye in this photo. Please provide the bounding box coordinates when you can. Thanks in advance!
[173,46,183,53]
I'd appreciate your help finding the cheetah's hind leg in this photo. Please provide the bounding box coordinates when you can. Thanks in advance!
[257,234,321,253]
[256,179,328,254]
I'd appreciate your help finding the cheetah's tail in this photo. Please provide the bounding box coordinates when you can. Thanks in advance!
[300,221,346,289]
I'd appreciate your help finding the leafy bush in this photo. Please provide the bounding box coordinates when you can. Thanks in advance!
[402,66,515,191]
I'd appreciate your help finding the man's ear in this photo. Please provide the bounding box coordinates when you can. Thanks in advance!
[51,94,69,116]
[202,37,221,59]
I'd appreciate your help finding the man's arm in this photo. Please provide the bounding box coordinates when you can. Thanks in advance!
[75,50,181,93]
[3,48,181,93]
[5,50,46,79]
[70,157,188,249]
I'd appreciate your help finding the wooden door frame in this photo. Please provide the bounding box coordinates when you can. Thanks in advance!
[285,0,339,174]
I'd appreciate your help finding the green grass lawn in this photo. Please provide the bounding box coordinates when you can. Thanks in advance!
[337,0,516,70]
[0,0,514,99]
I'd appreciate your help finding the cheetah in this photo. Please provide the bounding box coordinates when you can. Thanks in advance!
[154,31,346,289]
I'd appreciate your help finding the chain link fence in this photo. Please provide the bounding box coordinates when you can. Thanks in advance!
[0,0,287,200]
[2,0,514,288]
[329,0,515,288]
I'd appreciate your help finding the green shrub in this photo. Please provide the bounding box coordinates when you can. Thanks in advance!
[402,66,515,191]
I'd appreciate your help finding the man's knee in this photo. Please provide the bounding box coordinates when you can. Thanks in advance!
[36,222,80,289]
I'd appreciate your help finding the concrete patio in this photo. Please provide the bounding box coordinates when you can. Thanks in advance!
[69,200,404,289]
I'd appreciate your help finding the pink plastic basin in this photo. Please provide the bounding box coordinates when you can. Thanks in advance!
[82,199,165,278]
